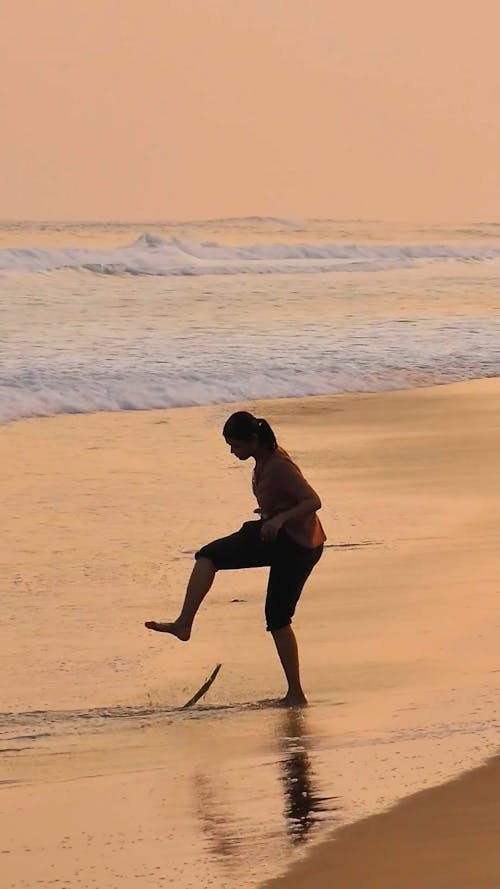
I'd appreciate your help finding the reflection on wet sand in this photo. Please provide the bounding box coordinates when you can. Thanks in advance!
[193,707,341,870]
[194,771,238,862]
[278,708,340,845]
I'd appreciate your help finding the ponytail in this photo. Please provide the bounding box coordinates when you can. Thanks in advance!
[255,417,277,451]
[223,411,278,451]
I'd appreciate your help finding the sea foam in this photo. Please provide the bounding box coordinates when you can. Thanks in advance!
[2,234,500,276]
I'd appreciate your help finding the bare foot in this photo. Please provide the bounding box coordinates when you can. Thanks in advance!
[281,692,308,708]
[144,620,191,641]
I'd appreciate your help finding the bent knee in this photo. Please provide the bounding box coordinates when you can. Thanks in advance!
[267,621,292,634]
[194,552,217,571]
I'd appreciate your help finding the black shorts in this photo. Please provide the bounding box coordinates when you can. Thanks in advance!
[195,520,323,632]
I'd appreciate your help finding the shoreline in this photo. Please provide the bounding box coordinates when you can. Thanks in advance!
[2,371,499,430]
[263,752,500,889]
[1,377,499,888]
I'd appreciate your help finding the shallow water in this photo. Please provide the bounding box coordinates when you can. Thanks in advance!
[1,686,498,889]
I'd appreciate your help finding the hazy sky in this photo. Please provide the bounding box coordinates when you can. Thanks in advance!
[2,1,499,221]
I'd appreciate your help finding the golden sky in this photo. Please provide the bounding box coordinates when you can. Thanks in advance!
[2,0,499,221]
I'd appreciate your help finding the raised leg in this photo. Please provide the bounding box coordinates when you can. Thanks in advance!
[145,557,216,640]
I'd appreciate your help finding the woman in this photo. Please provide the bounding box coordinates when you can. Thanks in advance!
[145,411,325,706]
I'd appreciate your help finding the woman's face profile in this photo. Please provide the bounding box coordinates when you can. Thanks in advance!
[225,435,257,460]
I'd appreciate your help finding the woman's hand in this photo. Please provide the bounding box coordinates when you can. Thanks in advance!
[260,515,285,542]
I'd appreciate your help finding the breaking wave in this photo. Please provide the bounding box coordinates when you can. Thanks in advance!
[2,233,500,276]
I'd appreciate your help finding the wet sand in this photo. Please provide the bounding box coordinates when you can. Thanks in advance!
[1,378,499,887]
[264,753,500,889]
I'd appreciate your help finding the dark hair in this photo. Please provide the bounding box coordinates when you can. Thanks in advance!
[223,411,277,451]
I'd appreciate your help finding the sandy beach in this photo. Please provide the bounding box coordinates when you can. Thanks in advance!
[264,753,500,888]
[1,378,499,888]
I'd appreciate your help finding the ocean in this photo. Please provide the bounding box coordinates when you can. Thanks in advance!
[2,218,500,889]
[1,218,499,424]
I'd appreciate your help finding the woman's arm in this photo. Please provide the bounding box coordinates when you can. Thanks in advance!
[260,494,321,541]
[259,456,322,541]
[275,495,321,524]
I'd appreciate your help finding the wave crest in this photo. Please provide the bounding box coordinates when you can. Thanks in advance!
[1,235,500,276]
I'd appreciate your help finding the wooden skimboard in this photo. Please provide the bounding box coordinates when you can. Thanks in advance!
[182,663,222,708]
